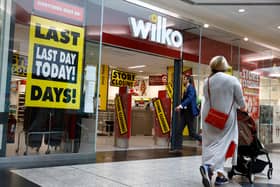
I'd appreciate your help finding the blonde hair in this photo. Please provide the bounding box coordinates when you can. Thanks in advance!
[209,56,229,71]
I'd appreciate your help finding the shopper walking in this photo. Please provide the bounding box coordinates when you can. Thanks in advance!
[172,75,201,152]
[199,56,246,187]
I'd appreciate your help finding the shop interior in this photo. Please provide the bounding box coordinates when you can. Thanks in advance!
[96,46,176,151]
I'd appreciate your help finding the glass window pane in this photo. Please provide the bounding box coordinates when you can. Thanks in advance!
[4,0,103,157]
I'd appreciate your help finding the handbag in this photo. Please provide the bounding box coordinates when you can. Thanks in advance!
[205,76,234,130]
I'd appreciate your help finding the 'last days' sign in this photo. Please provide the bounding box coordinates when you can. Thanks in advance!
[25,16,84,109]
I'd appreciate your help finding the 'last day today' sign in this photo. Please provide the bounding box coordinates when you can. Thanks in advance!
[25,15,84,109]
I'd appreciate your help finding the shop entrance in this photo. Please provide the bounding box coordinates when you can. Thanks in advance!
[96,46,174,151]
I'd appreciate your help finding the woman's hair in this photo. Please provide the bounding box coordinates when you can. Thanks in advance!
[209,56,229,73]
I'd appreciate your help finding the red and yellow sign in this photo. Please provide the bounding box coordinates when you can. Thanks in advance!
[34,0,84,23]
[153,98,170,134]
[240,68,260,120]
[25,15,84,109]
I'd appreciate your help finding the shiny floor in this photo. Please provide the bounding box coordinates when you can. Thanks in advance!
[3,147,279,187]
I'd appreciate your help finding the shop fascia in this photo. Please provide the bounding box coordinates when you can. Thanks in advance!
[128,15,183,48]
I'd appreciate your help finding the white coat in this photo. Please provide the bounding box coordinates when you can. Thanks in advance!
[201,72,246,174]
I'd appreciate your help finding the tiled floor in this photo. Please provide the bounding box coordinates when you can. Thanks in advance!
[3,131,280,187]
[10,151,280,187]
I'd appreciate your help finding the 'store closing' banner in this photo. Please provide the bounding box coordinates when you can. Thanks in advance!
[25,16,84,109]
[153,98,170,134]
[110,69,135,87]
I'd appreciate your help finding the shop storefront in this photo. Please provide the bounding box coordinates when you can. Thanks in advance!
[0,0,279,168]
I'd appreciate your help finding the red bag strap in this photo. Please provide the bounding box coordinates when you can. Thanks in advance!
[207,76,234,115]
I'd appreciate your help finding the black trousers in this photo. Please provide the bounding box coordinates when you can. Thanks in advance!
[173,109,202,149]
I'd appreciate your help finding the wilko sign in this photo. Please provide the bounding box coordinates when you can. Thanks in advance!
[128,15,183,48]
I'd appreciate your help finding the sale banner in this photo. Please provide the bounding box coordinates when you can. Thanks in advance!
[110,69,136,87]
[240,68,260,120]
[33,0,84,24]
[12,53,28,77]
[25,15,84,109]
[99,64,109,111]
[115,95,128,135]
[167,66,192,97]
[153,98,170,134]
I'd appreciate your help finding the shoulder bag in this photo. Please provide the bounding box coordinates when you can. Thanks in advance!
[204,77,234,130]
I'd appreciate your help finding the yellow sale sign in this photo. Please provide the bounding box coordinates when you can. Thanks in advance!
[25,16,84,109]
[99,65,109,111]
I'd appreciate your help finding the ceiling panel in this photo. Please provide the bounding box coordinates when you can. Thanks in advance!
[140,0,280,56]
[102,46,173,75]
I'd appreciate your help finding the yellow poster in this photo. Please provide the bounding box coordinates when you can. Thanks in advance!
[99,65,109,111]
[110,69,135,87]
[153,99,170,134]
[166,82,173,99]
[25,16,84,109]
[115,95,128,135]
[167,66,173,99]
[12,53,28,77]
[167,66,192,98]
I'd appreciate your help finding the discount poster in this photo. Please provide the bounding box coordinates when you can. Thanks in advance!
[25,15,84,109]
[240,69,260,120]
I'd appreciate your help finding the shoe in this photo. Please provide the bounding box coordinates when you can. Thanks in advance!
[215,176,229,185]
[200,165,211,187]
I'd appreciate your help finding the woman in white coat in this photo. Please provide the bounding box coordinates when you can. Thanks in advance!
[199,56,246,187]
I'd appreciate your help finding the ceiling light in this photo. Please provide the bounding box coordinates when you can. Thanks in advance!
[245,55,274,62]
[203,24,209,28]
[238,8,246,13]
[124,0,180,18]
[128,65,146,69]
[277,25,280,29]
[243,37,248,41]
[269,73,280,78]
[269,65,280,77]
[139,70,144,72]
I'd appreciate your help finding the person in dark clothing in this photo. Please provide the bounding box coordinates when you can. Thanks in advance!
[171,75,202,152]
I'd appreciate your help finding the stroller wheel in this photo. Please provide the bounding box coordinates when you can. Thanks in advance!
[267,168,273,179]
[228,170,234,180]
[248,173,254,184]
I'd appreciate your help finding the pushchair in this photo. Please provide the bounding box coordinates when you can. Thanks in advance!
[227,109,273,184]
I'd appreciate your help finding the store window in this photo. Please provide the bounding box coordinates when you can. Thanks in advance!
[239,46,275,144]
[3,0,103,158]
[198,26,280,145]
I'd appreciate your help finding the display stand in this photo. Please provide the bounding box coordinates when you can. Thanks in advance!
[114,87,131,148]
[153,90,171,146]
[17,93,25,122]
